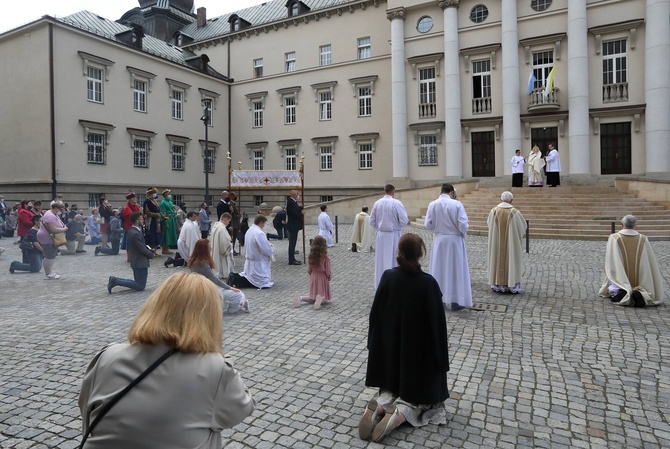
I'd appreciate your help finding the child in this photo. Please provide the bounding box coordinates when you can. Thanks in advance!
[293,235,331,310]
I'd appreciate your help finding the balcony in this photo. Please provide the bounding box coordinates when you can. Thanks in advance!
[472,97,492,115]
[419,102,437,119]
[603,82,628,103]
[528,87,560,112]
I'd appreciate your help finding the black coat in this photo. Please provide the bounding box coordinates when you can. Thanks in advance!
[366,267,449,405]
[286,198,303,232]
[216,200,230,221]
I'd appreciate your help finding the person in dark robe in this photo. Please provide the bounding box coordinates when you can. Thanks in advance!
[359,233,450,443]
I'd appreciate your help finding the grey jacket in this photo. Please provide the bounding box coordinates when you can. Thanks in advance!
[127,226,154,268]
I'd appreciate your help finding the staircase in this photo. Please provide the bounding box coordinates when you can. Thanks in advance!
[412,183,670,241]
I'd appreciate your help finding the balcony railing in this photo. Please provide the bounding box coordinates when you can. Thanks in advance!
[603,82,628,103]
[419,102,437,119]
[528,87,560,111]
[472,97,492,114]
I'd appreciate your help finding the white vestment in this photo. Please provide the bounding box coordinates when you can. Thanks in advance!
[598,229,665,306]
[425,194,473,307]
[370,195,409,290]
[545,149,561,172]
[177,219,199,260]
[351,212,374,252]
[487,203,526,292]
[240,224,274,288]
[527,150,545,186]
[317,211,334,247]
[510,155,525,174]
[209,221,234,278]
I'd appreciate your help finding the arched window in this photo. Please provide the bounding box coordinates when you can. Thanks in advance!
[291,3,299,16]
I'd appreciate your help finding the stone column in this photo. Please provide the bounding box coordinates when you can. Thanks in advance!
[440,0,463,177]
[501,0,521,176]
[568,0,590,175]
[387,8,409,178]
[645,0,670,173]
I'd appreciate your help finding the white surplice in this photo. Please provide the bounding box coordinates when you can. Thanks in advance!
[545,149,561,172]
[240,224,274,288]
[510,155,525,174]
[598,229,665,306]
[351,212,374,252]
[370,195,409,290]
[209,221,234,278]
[177,219,199,260]
[424,194,473,307]
[317,211,334,247]
[487,202,526,292]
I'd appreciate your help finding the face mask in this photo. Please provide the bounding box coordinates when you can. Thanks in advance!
[167,195,172,200]
[153,193,158,198]
[27,205,33,210]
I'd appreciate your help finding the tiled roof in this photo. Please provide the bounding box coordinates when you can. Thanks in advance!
[138,5,196,23]
[56,11,227,80]
[180,0,361,44]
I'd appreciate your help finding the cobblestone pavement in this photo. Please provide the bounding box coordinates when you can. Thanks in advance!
[1,224,669,448]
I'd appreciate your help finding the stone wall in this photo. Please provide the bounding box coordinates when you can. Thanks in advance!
[615,178,670,209]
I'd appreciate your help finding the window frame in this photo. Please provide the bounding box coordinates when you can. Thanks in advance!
[171,88,184,120]
[87,65,104,103]
[469,4,489,23]
[285,147,297,170]
[285,51,296,72]
[472,59,492,99]
[87,132,106,164]
[531,0,552,12]
[418,134,438,166]
[419,67,437,118]
[171,143,185,171]
[284,95,297,125]
[602,39,627,85]
[252,100,264,128]
[133,138,149,168]
[254,58,264,78]
[319,145,333,171]
[358,143,373,170]
[532,50,554,90]
[358,87,372,117]
[253,150,264,170]
[320,44,332,66]
[133,78,147,112]
[357,37,371,60]
[319,91,332,121]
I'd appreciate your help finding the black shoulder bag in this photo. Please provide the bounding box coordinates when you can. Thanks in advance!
[79,348,178,449]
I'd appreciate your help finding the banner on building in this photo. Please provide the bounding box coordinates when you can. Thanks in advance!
[231,170,302,188]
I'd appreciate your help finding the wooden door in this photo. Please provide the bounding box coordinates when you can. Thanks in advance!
[600,122,631,174]
[471,131,495,177]
[530,127,558,157]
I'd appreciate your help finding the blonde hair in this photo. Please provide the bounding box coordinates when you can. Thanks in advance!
[127,272,222,353]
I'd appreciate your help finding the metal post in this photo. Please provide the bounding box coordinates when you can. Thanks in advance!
[335,216,338,243]
[526,220,529,254]
[611,221,615,234]
[201,103,210,203]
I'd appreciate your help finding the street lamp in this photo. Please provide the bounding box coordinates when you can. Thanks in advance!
[200,102,210,203]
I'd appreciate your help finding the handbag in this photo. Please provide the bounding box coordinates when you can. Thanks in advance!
[19,238,34,251]
[50,232,67,247]
[79,348,177,449]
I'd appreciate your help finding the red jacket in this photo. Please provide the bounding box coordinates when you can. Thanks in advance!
[17,206,35,237]
[122,202,140,230]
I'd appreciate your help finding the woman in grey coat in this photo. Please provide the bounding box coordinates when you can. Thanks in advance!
[78,272,255,448]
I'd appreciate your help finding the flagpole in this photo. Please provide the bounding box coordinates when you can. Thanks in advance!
[299,154,306,264]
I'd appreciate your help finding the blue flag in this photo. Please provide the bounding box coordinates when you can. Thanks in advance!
[527,71,537,95]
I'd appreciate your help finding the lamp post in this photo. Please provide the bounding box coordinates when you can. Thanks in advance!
[200,103,210,203]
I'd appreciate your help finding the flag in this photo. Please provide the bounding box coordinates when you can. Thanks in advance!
[527,71,537,95]
[544,66,555,97]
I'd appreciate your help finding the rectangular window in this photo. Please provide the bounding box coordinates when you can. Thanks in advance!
[133,139,148,168]
[171,144,185,171]
[358,37,371,59]
[133,79,147,112]
[358,87,372,117]
[87,66,103,103]
[172,194,183,205]
[320,45,332,66]
[252,101,264,128]
[284,96,296,124]
[603,39,627,84]
[472,60,491,98]
[204,149,214,173]
[253,150,264,170]
[254,58,263,78]
[418,135,438,166]
[358,143,373,170]
[171,89,183,120]
[254,195,263,207]
[285,147,297,170]
[88,193,104,209]
[87,133,105,164]
[320,195,333,203]
[319,145,333,171]
[319,91,332,121]
[419,67,437,118]
[203,100,213,127]
[285,52,296,72]
[532,51,554,90]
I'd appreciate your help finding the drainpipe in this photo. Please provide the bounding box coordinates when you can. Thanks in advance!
[227,39,232,189]
[49,23,57,198]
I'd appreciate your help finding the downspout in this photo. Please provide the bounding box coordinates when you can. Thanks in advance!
[227,38,232,189]
[49,23,57,198]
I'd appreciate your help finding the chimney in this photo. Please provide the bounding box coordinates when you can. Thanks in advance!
[197,7,207,27]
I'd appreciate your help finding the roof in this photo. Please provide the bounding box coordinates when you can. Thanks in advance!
[180,0,361,44]
[56,10,228,80]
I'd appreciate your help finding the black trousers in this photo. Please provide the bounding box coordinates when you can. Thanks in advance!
[512,173,523,187]
[228,272,259,289]
[546,172,560,187]
[288,229,299,263]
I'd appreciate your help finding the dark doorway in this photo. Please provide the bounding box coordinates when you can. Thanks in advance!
[600,122,631,175]
[471,131,495,177]
[530,127,558,157]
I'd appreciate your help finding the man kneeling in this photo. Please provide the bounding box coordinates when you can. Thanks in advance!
[228,214,274,289]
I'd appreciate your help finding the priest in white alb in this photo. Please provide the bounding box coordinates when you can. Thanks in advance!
[210,212,234,279]
[350,206,374,252]
[370,184,408,290]
[317,205,334,247]
[598,215,664,307]
[510,149,525,187]
[237,214,275,289]
[425,183,473,311]
[487,191,526,294]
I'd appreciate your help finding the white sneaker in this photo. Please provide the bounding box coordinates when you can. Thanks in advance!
[44,273,61,280]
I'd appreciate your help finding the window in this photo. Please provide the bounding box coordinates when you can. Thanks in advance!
[358,37,371,59]
[358,143,373,169]
[87,133,105,164]
[254,196,264,207]
[319,91,332,121]
[285,147,297,170]
[133,139,149,168]
[469,5,489,23]
[88,193,104,209]
[87,66,103,103]
[319,145,333,171]
[417,16,433,33]
[472,59,492,113]
[171,143,185,171]
[284,96,296,124]
[320,45,332,66]
[253,100,264,128]
[285,52,296,72]
[531,0,552,12]
[203,99,213,127]
[419,67,437,118]
[358,87,372,117]
[254,58,263,78]
[532,51,554,90]
[603,40,627,84]
[133,79,147,112]
[232,19,240,32]
[253,150,264,170]
[419,135,438,166]
[204,149,214,173]
[320,195,333,203]
[291,2,299,16]
[172,194,183,205]
[171,88,183,120]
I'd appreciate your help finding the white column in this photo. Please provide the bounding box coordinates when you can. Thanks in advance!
[645,0,670,173]
[568,0,590,174]
[501,0,521,176]
[388,8,408,178]
[441,1,462,177]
